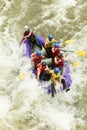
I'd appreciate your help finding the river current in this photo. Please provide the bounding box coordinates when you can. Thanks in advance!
[0,0,87,130]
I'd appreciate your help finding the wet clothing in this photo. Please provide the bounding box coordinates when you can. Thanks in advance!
[51,78,67,97]
[54,56,64,74]
[50,70,67,97]
[50,70,60,80]
[31,53,43,68]
[51,46,61,69]
[54,59,64,68]
[61,78,67,90]
[27,32,42,53]
[52,46,61,57]
[37,63,47,75]
[51,82,56,97]
[49,70,60,97]
[52,56,64,70]
[45,38,56,58]
[36,63,51,81]
[40,70,51,81]
[21,30,30,42]
[45,38,55,48]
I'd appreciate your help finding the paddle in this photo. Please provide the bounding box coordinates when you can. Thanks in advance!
[59,39,73,44]
[61,49,86,56]
[64,40,73,44]
[19,40,22,47]
[75,51,86,56]
[72,62,80,66]
[19,59,43,80]
[19,72,27,80]
[64,60,80,67]
[45,39,73,47]
[69,61,80,66]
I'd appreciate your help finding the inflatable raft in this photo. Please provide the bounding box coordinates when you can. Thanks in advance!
[22,34,72,94]
[41,61,72,95]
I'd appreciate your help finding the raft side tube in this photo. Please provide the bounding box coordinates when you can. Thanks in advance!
[42,58,52,67]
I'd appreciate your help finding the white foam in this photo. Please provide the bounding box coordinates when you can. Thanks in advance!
[0,95,11,117]
[0,16,7,26]
[0,0,86,129]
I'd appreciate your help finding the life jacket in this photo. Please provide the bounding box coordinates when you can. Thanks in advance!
[45,38,56,48]
[50,70,60,80]
[54,57,64,68]
[32,53,43,64]
[52,46,60,57]
[22,30,30,42]
[37,63,47,75]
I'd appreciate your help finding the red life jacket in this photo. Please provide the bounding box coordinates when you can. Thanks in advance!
[27,32,35,41]
[37,63,47,75]
[32,53,43,64]
[22,30,30,42]
[52,46,60,57]
[54,57,64,68]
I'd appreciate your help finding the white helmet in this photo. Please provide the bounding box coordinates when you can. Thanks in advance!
[24,25,29,29]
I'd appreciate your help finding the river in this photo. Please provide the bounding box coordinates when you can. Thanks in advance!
[0,0,87,130]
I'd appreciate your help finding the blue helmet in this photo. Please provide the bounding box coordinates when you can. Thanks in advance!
[48,35,53,41]
[36,51,41,56]
[54,67,60,74]
[54,43,59,48]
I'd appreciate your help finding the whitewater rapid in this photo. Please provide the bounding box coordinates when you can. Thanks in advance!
[0,0,87,130]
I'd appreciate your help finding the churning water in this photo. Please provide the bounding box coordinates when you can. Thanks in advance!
[0,0,87,130]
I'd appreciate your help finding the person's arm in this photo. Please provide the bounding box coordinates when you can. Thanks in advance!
[44,38,49,47]
[54,39,60,43]
[36,68,41,83]
[59,73,62,90]
[52,47,55,53]
[19,34,25,47]
[45,65,50,71]
[51,73,56,85]
[54,57,61,64]
[42,55,45,58]
[31,53,35,67]
[44,40,47,47]
[54,57,59,64]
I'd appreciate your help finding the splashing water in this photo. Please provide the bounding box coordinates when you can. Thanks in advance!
[0,0,87,130]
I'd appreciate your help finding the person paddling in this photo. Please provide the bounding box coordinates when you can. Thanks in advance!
[20,25,30,46]
[50,67,67,97]
[44,35,58,58]
[31,51,45,69]
[36,61,50,84]
[51,42,61,69]
[20,25,42,54]
[54,52,64,74]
